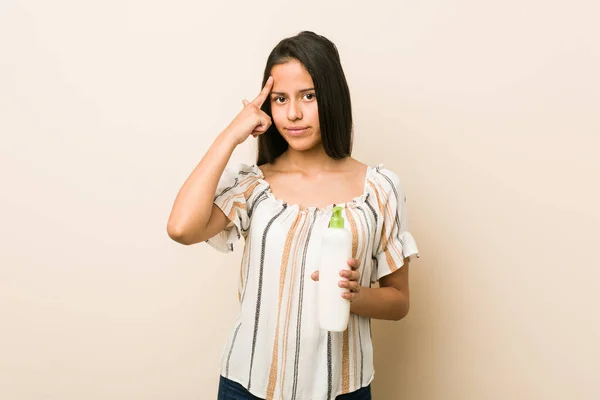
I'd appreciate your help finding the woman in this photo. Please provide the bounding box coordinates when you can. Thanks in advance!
[167,31,419,400]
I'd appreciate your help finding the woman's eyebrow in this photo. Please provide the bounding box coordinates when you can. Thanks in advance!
[270,88,315,95]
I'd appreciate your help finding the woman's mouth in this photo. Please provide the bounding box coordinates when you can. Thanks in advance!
[286,126,310,137]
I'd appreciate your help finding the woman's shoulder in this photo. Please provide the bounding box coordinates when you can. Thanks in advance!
[217,163,265,197]
[367,163,405,198]
[226,162,262,177]
[371,164,400,184]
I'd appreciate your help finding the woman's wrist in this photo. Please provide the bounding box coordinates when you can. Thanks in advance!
[217,127,242,149]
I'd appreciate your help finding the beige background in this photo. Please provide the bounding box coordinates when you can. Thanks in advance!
[1,1,599,399]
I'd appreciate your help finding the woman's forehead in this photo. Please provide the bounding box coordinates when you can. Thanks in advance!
[270,60,314,93]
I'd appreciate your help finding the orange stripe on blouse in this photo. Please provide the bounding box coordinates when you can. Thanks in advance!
[266,212,302,399]
[280,212,311,395]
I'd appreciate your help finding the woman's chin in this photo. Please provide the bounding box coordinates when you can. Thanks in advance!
[285,136,323,152]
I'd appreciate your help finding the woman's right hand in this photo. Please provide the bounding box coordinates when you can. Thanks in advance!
[225,76,274,145]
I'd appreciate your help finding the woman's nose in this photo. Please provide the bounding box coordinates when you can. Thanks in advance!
[287,100,302,121]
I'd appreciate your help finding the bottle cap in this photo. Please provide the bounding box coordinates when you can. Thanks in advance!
[329,206,345,228]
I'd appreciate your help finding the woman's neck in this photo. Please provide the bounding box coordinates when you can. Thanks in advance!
[276,145,349,175]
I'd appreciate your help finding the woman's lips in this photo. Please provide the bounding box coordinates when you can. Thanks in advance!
[286,127,310,136]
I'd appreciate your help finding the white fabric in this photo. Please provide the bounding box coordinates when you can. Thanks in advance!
[206,163,419,400]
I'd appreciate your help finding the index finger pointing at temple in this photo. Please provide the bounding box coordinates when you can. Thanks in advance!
[252,76,274,107]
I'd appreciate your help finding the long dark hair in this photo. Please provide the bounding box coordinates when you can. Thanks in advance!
[257,31,353,166]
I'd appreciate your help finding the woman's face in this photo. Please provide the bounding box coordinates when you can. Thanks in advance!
[269,59,321,152]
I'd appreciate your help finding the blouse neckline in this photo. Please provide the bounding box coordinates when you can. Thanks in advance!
[250,163,383,213]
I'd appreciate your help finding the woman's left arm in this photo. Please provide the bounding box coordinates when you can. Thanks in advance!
[348,258,410,321]
[311,257,411,321]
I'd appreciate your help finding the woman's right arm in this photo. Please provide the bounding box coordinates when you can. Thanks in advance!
[167,76,274,245]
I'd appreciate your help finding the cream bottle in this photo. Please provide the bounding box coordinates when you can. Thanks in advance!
[318,206,352,332]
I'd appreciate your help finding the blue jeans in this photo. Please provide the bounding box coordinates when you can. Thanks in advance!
[217,376,372,399]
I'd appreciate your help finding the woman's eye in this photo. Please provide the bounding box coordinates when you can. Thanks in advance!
[303,93,316,100]
[274,96,286,104]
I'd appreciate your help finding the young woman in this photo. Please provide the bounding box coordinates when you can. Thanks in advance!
[167,31,419,400]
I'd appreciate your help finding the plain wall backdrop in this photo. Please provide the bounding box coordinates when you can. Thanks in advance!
[1,1,599,399]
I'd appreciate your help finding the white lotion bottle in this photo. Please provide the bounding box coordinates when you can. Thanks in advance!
[318,206,352,332]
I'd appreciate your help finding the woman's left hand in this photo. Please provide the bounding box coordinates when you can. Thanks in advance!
[311,258,361,302]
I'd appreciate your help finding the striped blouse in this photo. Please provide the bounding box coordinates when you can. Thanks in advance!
[206,163,419,400]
